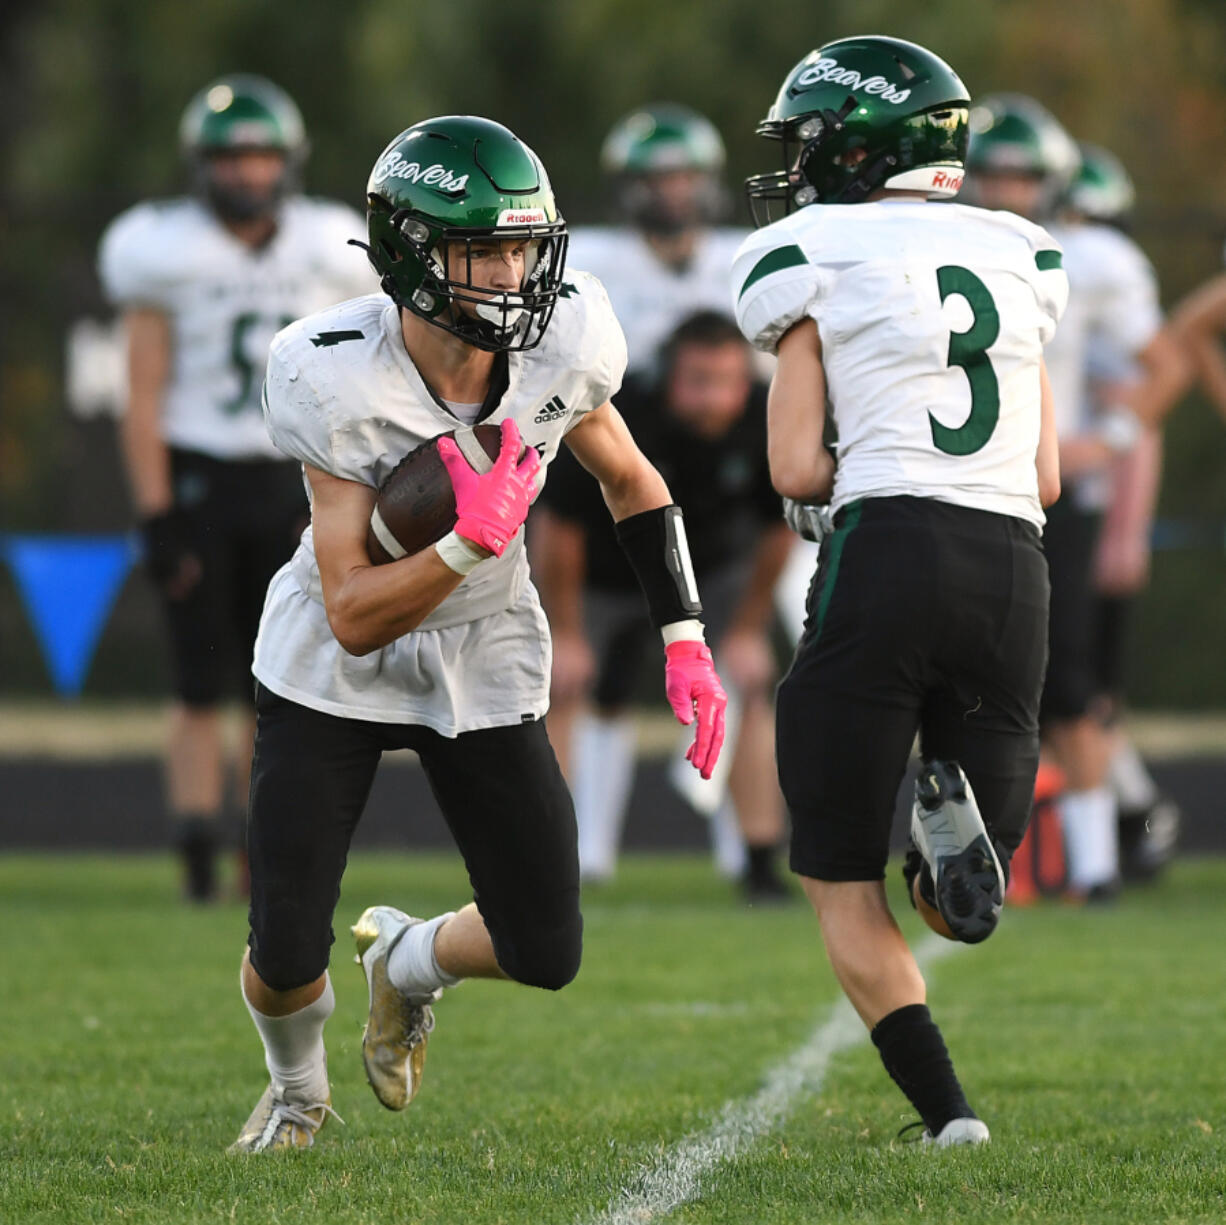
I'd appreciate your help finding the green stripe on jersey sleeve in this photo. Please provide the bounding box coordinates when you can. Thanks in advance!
[738,244,808,300]
[1035,249,1063,271]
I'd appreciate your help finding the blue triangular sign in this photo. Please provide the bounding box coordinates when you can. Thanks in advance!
[2,534,136,697]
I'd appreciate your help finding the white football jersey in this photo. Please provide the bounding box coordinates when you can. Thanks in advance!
[253,274,627,732]
[98,196,375,460]
[567,226,748,373]
[1044,221,1162,439]
[733,201,1068,527]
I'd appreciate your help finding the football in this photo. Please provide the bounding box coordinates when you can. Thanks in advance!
[366,423,511,564]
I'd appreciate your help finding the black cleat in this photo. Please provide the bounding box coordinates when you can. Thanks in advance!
[910,761,1004,944]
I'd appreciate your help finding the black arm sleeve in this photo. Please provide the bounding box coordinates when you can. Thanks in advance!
[614,504,703,628]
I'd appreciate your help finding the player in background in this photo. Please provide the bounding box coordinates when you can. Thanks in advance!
[229,116,727,1152]
[964,96,1185,899]
[533,311,791,900]
[568,103,747,381]
[735,36,1065,1144]
[1068,146,1186,881]
[559,105,771,877]
[98,75,374,901]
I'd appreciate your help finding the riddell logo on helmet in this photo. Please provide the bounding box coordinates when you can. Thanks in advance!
[795,59,912,104]
[932,169,963,190]
[372,152,470,193]
[497,208,548,226]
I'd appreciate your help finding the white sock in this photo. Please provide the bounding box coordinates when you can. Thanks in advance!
[242,972,333,1104]
[1060,786,1119,890]
[1108,739,1159,812]
[710,799,748,878]
[573,713,637,879]
[388,912,460,1003]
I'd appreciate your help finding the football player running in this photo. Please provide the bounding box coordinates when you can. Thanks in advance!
[965,98,1186,898]
[98,75,374,901]
[229,116,727,1152]
[734,37,1065,1145]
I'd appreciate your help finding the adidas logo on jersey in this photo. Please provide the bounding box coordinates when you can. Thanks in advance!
[533,395,568,424]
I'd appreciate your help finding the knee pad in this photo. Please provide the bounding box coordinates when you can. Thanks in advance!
[246,928,332,994]
[490,913,583,992]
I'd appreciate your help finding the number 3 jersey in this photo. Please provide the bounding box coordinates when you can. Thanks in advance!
[732,200,1068,527]
[97,196,375,459]
[253,274,627,733]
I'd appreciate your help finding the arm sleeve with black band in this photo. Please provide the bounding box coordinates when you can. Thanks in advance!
[614,504,704,628]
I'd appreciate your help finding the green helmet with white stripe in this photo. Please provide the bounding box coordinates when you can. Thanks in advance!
[179,74,308,220]
[360,116,569,352]
[601,103,728,232]
[745,35,971,224]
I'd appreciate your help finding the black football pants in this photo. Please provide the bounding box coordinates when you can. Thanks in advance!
[246,683,582,992]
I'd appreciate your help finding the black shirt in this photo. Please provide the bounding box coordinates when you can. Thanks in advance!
[539,373,781,593]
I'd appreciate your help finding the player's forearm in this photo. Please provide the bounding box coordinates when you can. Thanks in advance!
[325,549,465,655]
[120,401,174,516]
[768,320,831,500]
[1132,332,1191,426]
[600,457,672,524]
[729,523,793,634]
[120,308,174,515]
[1186,335,1226,421]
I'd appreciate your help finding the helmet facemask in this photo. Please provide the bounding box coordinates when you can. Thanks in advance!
[362,198,569,352]
[747,102,967,225]
[195,149,296,222]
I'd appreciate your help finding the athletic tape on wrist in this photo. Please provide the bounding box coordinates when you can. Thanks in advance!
[435,530,487,575]
[615,504,704,628]
[661,619,706,646]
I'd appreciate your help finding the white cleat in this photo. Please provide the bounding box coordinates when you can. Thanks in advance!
[227,1083,340,1153]
[351,905,440,1112]
[910,760,1005,944]
[923,1117,991,1147]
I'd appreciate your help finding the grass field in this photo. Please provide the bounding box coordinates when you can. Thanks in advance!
[2,853,1224,1225]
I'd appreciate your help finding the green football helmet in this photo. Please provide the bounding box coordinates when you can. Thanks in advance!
[745,35,970,224]
[964,93,1079,212]
[601,103,727,232]
[360,116,568,352]
[1067,142,1136,225]
[179,74,308,220]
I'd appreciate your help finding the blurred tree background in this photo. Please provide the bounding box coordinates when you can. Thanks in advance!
[2,0,1226,702]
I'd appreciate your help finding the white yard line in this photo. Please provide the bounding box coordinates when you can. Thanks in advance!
[585,932,961,1225]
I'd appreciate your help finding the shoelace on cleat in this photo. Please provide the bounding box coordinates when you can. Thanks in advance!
[896,1119,930,1144]
[400,1001,436,1045]
[257,1099,345,1149]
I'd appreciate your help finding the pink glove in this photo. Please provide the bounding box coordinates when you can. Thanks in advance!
[437,419,540,557]
[664,640,728,781]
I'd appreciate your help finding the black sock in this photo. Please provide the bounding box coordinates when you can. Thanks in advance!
[871,1003,975,1133]
[174,814,219,902]
[746,844,778,883]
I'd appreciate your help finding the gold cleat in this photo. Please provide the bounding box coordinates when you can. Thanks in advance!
[352,905,440,1112]
[227,1083,340,1153]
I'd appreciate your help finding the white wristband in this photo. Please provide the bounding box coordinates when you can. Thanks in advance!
[661,619,706,646]
[1097,409,1142,454]
[434,530,487,575]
